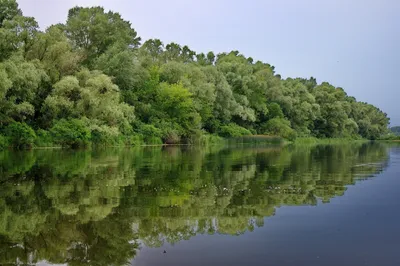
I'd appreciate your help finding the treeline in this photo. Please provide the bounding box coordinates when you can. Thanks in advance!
[384,126,400,140]
[0,1,390,148]
[390,127,400,135]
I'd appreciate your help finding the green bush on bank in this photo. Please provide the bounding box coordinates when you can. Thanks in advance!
[0,135,8,150]
[378,133,400,141]
[163,129,181,144]
[262,118,297,141]
[90,125,123,146]
[134,124,164,145]
[4,122,37,149]
[144,136,163,145]
[50,119,91,148]
[123,134,144,146]
[35,129,55,147]
[219,123,252,138]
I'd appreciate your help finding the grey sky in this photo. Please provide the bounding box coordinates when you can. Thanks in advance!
[17,0,400,125]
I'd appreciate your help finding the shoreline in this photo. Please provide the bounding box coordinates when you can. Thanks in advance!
[0,137,381,151]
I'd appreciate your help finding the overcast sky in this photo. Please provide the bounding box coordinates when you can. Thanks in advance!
[17,0,400,125]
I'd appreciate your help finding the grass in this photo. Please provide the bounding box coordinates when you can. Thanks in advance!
[10,134,384,150]
[293,137,368,145]
[226,135,284,145]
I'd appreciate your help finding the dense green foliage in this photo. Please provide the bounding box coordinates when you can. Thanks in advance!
[0,1,390,149]
[4,121,36,148]
[0,143,389,264]
[0,134,7,149]
[50,119,91,148]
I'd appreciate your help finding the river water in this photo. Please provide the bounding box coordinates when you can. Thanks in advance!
[0,142,399,265]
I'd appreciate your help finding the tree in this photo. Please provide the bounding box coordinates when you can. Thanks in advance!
[0,0,21,27]
[26,25,82,83]
[154,82,201,139]
[42,70,135,134]
[0,56,47,122]
[65,6,140,65]
[0,11,39,60]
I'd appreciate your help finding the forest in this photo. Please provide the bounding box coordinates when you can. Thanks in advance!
[0,0,390,149]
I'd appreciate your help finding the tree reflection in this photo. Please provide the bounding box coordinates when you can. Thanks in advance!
[0,143,389,265]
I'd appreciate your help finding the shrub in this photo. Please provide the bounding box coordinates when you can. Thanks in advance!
[4,122,37,149]
[262,118,297,141]
[35,129,55,147]
[0,135,8,150]
[135,123,164,145]
[219,123,252,138]
[145,136,163,145]
[50,119,91,148]
[124,134,144,146]
[195,134,224,146]
[163,129,181,144]
[137,124,162,135]
[90,125,122,146]
[184,129,205,145]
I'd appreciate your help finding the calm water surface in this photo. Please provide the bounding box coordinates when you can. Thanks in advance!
[0,143,399,266]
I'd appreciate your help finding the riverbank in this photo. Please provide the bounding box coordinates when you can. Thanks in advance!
[292,137,369,145]
[0,134,378,151]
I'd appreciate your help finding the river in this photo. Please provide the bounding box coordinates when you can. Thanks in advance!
[0,142,399,265]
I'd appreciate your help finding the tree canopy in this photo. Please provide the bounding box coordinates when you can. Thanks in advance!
[0,1,390,149]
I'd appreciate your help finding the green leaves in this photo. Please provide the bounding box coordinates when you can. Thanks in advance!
[219,123,252,137]
[0,0,21,27]
[155,82,200,136]
[0,64,11,99]
[0,1,390,146]
[4,121,36,149]
[43,71,134,136]
[50,118,91,148]
[261,117,296,140]
[65,6,140,66]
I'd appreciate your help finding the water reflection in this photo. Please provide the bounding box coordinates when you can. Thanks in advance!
[0,143,389,265]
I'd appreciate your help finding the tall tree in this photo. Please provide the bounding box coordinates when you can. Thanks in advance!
[65,6,140,65]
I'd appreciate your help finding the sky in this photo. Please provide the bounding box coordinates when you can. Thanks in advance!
[17,0,400,125]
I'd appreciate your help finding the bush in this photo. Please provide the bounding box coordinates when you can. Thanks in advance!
[50,119,91,148]
[195,134,224,146]
[144,136,163,145]
[124,134,144,146]
[0,135,8,150]
[35,129,55,147]
[136,124,163,137]
[262,118,296,141]
[183,129,205,145]
[135,123,165,145]
[219,123,252,138]
[90,125,122,146]
[163,129,181,144]
[4,122,37,149]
